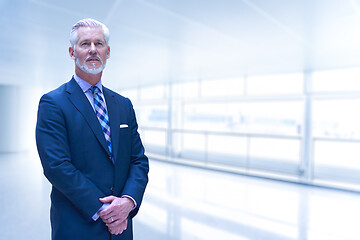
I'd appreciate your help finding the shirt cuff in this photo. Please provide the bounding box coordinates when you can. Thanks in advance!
[121,195,137,210]
[92,203,110,221]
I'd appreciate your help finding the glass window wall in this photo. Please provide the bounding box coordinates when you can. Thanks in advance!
[121,67,360,191]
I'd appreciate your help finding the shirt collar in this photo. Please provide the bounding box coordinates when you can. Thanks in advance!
[73,73,103,93]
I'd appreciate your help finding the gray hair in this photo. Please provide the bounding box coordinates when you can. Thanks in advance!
[69,18,110,47]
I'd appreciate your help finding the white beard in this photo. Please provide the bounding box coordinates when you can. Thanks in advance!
[75,53,106,75]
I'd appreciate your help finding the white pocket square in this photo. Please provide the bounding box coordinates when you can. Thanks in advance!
[120,124,128,128]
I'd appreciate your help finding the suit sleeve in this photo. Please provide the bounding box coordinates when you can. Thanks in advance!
[120,99,149,218]
[36,94,105,221]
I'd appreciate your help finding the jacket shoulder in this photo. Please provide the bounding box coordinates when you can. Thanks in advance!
[42,81,70,100]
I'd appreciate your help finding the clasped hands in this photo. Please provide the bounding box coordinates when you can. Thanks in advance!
[98,196,135,235]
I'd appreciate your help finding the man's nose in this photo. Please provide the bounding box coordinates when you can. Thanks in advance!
[89,43,96,54]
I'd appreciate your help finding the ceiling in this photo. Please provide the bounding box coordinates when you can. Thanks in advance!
[1,0,360,89]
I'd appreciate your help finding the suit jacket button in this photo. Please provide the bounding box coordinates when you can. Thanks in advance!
[110,186,114,192]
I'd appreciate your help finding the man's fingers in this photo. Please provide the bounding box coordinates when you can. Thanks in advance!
[107,218,128,235]
[99,195,116,203]
[98,196,118,216]
[123,219,128,230]
[106,218,125,227]
[98,209,112,218]
[103,216,116,224]
[99,196,132,225]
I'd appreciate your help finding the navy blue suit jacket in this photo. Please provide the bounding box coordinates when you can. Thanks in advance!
[36,78,149,240]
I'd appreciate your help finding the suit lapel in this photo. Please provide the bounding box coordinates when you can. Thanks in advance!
[103,87,120,162]
[65,78,111,158]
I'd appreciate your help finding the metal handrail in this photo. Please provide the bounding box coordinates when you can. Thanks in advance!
[140,126,302,140]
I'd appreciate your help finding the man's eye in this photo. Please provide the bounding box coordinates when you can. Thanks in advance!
[97,42,103,46]
[81,42,89,46]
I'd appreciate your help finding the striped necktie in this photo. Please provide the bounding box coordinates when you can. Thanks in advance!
[91,86,113,161]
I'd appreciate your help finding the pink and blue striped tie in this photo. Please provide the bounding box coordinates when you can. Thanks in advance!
[91,86,113,162]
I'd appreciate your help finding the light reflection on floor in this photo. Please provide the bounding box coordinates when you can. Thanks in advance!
[1,152,360,240]
[134,160,360,240]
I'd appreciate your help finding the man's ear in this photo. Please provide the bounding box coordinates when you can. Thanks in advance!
[69,46,76,60]
[106,46,110,59]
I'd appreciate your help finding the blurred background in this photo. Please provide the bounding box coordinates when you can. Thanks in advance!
[2,0,360,239]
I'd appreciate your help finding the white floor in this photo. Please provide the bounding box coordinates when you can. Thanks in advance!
[1,151,360,240]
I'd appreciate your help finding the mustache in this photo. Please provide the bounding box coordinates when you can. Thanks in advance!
[85,55,104,64]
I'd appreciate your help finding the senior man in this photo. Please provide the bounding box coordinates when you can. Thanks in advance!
[36,18,149,240]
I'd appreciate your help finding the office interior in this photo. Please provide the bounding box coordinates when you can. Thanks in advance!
[2,0,360,239]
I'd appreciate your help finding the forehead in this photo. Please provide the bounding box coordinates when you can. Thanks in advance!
[76,26,105,43]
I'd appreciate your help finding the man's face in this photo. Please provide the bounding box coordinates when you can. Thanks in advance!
[69,26,110,75]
